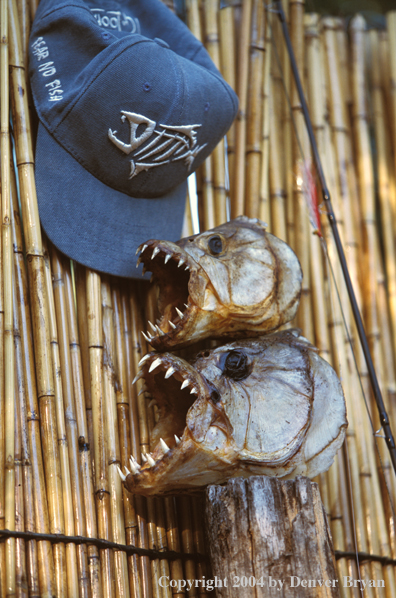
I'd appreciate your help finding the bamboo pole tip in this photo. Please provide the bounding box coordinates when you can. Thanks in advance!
[349,14,367,32]
[320,16,338,30]
[304,13,320,29]
[304,12,320,37]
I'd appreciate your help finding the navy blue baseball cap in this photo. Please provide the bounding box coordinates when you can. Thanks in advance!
[29,0,238,278]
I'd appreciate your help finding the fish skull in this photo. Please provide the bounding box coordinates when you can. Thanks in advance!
[122,330,347,495]
[136,216,303,349]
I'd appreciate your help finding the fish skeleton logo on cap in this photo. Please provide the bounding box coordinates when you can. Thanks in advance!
[108,111,207,179]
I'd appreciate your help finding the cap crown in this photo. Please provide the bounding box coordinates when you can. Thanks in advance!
[29,0,238,198]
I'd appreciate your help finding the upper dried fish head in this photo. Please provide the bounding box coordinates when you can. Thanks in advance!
[136,216,302,349]
[123,331,347,495]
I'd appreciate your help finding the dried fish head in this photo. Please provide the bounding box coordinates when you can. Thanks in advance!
[136,216,302,349]
[123,331,347,495]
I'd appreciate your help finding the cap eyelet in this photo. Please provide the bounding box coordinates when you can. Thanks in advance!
[143,82,151,92]
[204,102,210,111]
[101,31,111,40]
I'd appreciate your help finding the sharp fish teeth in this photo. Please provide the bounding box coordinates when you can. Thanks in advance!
[149,357,162,373]
[148,399,157,408]
[164,254,171,264]
[141,453,148,463]
[138,387,147,396]
[117,465,126,481]
[124,466,131,476]
[185,265,190,271]
[184,304,189,309]
[129,457,141,474]
[136,257,142,268]
[180,379,190,390]
[155,325,165,337]
[178,258,185,268]
[138,354,151,367]
[190,387,198,395]
[147,454,156,467]
[175,307,184,319]
[165,366,175,379]
[151,247,160,259]
[132,371,144,385]
[142,331,152,343]
[148,320,157,333]
[169,320,177,330]
[174,434,181,445]
[160,438,170,453]
[138,244,148,255]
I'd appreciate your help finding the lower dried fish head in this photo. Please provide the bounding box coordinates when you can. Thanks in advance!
[136,216,302,349]
[123,331,347,495]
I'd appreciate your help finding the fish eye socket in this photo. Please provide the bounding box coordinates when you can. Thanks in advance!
[223,350,249,380]
[210,389,221,403]
[208,235,223,255]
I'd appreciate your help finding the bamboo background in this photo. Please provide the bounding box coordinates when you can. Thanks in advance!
[2,0,396,596]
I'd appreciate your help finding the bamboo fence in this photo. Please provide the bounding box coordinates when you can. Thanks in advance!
[1,0,396,596]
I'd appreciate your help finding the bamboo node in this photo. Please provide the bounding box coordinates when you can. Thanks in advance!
[78,437,89,451]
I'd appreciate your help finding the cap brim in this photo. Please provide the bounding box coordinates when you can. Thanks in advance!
[35,124,187,278]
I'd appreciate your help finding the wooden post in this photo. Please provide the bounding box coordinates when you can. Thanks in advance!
[205,476,340,597]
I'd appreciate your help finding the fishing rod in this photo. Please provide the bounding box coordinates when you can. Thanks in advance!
[275,0,396,475]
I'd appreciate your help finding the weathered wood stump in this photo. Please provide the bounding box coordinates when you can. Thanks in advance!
[205,476,340,597]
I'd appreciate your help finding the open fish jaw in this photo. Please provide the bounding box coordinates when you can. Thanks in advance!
[136,216,303,349]
[122,331,347,495]
[124,351,240,495]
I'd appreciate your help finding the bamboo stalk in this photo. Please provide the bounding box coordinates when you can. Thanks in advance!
[113,284,144,598]
[86,270,115,597]
[15,0,30,68]
[11,161,34,598]
[176,497,198,597]
[277,0,294,249]
[368,28,396,370]
[145,498,161,598]
[218,3,236,210]
[269,13,288,241]
[245,0,265,219]
[154,498,172,598]
[186,0,216,231]
[204,0,227,225]
[1,0,16,592]
[289,0,315,341]
[101,278,131,598]
[128,282,152,598]
[232,0,252,218]
[164,498,184,598]
[386,12,396,160]
[304,13,331,363]
[14,363,28,598]
[378,30,394,155]
[268,80,286,240]
[259,18,272,225]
